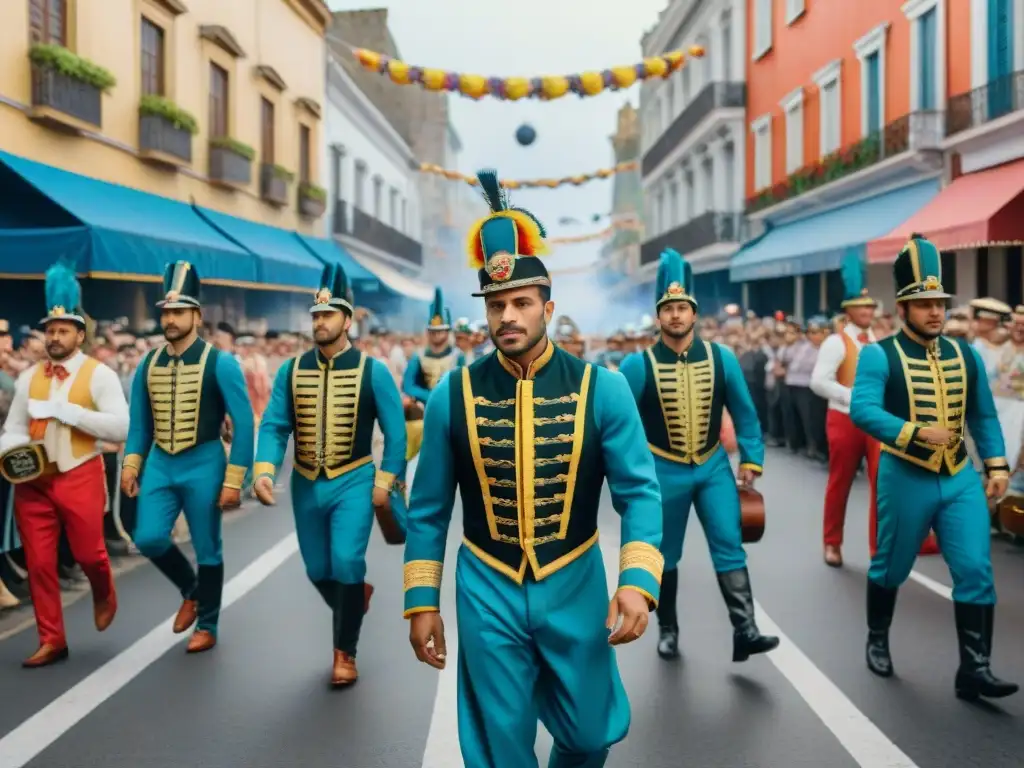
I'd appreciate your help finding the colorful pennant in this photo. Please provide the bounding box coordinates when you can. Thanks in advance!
[419,161,639,190]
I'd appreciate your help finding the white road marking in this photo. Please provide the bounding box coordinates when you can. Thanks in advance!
[908,570,953,601]
[0,533,299,768]
[754,601,920,767]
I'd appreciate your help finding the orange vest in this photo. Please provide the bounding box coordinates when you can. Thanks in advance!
[836,333,859,388]
[28,357,100,459]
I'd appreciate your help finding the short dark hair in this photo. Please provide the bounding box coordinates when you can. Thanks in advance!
[537,285,551,303]
[216,321,236,338]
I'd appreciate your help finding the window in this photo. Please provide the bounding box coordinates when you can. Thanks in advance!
[751,115,772,191]
[260,98,275,164]
[372,176,383,218]
[668,178,679,229]
[988,0,1014,116]
[785,0,805,25]
[401,198,408,231]
[209,63,229,138]
[721,12,733,80]
[681,64,691,103]
[330,146,343,202]
[904,0,944,112]
[854,23,888,138]
[684,168,695,219]
[813,59,842,157]
[389,188,398,227]
[299,124,311,183]
[723,143,736,211]
[754,0,772,59]
[665,82,675,124]
[140,18,165,96]
[354,162,366,208]
[29,0,65,45]
[781,87,804,173]
[701,157,714,214]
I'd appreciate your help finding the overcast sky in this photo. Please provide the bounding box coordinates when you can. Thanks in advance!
[327,0,665,273]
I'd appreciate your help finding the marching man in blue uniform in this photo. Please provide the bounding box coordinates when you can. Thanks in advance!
[121,261,254,654]
[253,264,407,687]
[403,170,664,768]
[619,249,779,663]
[850,234,1017,701]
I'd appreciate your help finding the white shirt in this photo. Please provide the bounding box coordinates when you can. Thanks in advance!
[810,323,875,414]
[0,352,130,472]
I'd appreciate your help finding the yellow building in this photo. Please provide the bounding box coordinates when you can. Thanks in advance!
[0,0,341,330]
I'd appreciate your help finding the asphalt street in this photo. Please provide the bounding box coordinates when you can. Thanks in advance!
[0,448,1021,768]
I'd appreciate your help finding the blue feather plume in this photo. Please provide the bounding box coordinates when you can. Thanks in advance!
[431,286,445,315]
[44,261,81,314]
[477,169,508,213]
[840,252,864,299]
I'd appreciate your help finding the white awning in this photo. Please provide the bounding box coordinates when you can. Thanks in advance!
[349,251,433,302]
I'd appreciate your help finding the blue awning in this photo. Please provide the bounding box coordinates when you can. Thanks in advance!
[0,150,258,283]
[193,207,323,291]
[293,233,382,293]
[729,180,940,283]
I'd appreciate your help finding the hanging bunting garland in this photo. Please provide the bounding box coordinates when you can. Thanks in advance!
[352,46,705,101]
[420,161,639,189]
[548,216,642,246]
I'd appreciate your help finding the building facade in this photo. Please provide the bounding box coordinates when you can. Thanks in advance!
[865,0,1024,308]
[0,0,339,330]
[324,51,429,319]
[598,104,643,293]
[635,0,747,317]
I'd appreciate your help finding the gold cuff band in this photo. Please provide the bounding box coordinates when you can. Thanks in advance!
[223,464,247,490]
[739,462,763,475]
[122,454,143,473]
[404,559,443,591]
[375,470,397,491]
[619,541,664,583]
[253,461,276,480]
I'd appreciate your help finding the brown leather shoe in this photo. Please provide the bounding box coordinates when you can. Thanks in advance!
[22,643,69,668]
[94,576,118,632]
[173,599,198,634]
[331,650,358,687]
[824,545,843,568]
[186,630,216,654]
[364,582,375,614]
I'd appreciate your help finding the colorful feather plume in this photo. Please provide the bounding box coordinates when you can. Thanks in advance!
[44,260,81,314]
[465,168,549,268]
[840,252,864,298]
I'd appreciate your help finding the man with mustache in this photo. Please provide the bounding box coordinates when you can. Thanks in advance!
[403,169,663,768]
[0,263,129,667]
[252,263,407,686]
[618,248,778,664]
[851,234,1016,700]
[120,261,253,654]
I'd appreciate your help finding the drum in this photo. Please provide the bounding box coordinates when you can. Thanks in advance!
[738,485,765,543]
[997,494,1024,538]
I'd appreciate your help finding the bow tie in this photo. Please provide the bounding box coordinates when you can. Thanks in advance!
[44,362,70,381]
[857,333,870,344]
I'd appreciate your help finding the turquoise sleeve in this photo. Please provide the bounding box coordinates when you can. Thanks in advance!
[720,345,765,472]
[617,352,646,401]
[403,373,456,617]
[123,350,155,467]
[965,346,1009,473]
[253,362,294,479]
[370,358,408,478]
[402,355,432,404]
[593,367,664,608]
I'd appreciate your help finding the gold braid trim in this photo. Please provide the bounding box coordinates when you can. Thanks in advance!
[895,422,916,450]
[223,464,248,490]
[404,560,443,591]
[619,542,664,583]
[123,454,143,473]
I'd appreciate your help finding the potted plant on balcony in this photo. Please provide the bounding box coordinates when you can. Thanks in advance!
[260,164,294,206]
[208,137,255,188]
[28,43,115,130]
[138,94,197,166]
[297,181,327,218]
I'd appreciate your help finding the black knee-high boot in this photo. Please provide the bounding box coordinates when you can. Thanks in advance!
[865,580,897,677]
[313,579,335,610]
[150,545,197,598]
[334,582,367,656]
[655,568,679,659]
[716,567,780,662]
[195,563,224,634]
[953,602,1018,701]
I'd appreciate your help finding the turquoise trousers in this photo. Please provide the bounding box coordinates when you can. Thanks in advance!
[869,453,995,604]
[654,448,746,573]
[455,544,630,768]
[290,463,376,585]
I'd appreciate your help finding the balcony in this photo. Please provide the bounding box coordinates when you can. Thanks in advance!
[640,212,741,266]
[334,200,423,266]
[946,69,1024,137]
[259,164,291,206]
[208,141,253,189]
[29,64,102,132]
[746,111,943,215]
[642,82,745,176]
[139,113,192,167]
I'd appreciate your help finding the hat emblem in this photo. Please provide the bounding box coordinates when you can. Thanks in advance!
[315,288,332,305]
[164,290,180,304]
[430,315,445,326]
[486,253,514,282]
[665,282,685,297]
[923,275,940,290]
[50,305,66,317]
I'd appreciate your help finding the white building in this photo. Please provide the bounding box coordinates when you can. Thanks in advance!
[323,52,433,310]
[631,0,747,316]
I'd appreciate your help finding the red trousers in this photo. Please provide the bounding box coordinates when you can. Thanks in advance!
[822,410,938,555]
[823,410,881,549]
[14,455,112,646]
